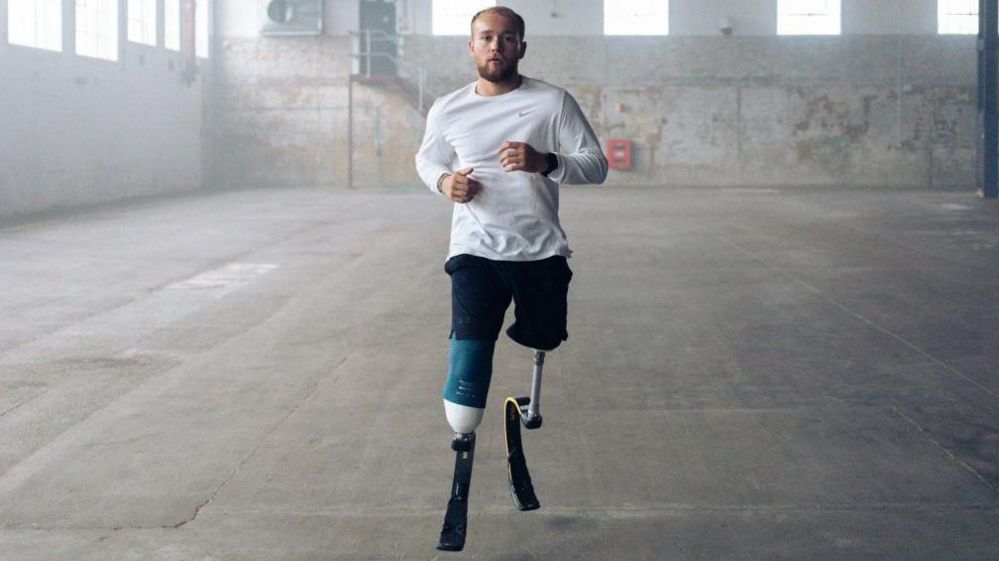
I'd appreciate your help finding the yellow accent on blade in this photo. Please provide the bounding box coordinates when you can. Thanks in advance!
[503,396,519,475]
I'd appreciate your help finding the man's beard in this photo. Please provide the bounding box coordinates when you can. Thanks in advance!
[477,59,518,83]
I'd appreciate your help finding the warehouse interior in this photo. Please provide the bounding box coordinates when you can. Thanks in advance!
[2,1,999,559]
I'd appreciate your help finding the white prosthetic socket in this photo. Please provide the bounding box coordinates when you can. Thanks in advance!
[444,400,485,435]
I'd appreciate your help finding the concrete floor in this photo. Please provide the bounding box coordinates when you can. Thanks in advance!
[1,186,998,560]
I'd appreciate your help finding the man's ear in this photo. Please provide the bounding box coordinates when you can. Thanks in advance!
[468,39,475,58]
[519,41,527,60]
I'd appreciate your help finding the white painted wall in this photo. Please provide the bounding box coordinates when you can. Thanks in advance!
[0,0,207,219]
[217,0,258,36]
[445,0,942,36]
[218,0,948,38]
[670,0,777,36]
[219,0,358,37]
[502,0,604,37]
[843,0,937,34]
[672,0,939,36]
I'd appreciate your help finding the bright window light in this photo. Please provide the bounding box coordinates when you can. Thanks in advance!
[76,0,119,60]
[432,0,495,36]
[165,0,180,51]
[604,0,669,36]
[195,0,209,58]
[8,0,62,52]
[128,0,156,46]
[778,0,841,35]
[939,0,978,34]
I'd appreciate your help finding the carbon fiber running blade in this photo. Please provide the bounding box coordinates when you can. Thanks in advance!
[504,397,540,511]
[437,434,475,551]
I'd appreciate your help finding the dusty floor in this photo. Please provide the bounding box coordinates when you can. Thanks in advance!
[1,186,998,560]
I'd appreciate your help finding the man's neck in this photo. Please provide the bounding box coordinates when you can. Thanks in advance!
[475,74,523,97]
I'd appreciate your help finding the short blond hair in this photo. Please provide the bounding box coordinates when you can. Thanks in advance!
[470,6,525,41]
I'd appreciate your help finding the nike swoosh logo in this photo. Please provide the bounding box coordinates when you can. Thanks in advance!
[518,110,534,118]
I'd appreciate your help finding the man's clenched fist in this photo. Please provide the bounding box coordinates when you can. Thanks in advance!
[498,141,547,173]
[441,167,481,203]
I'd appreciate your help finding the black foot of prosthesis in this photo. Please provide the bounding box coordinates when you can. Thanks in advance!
[437,432,475,552]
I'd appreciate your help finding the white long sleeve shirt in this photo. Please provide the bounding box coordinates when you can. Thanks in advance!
[415,76,607,262]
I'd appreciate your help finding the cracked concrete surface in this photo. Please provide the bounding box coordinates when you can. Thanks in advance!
[1,187,998,559]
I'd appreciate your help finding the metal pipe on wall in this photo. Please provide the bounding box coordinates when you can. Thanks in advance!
[182,0,198,82]
[348,75,354,190]
[979,0,998,199]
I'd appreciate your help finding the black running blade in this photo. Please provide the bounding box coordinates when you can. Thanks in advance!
[437,496,467,551]
[437,435,475,551]
[504,397,540,511]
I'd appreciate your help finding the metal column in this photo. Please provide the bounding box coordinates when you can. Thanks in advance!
[348,75,354,190]
[979,0,999,199]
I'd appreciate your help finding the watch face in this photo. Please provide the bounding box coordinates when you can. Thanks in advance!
[545,153,558,175]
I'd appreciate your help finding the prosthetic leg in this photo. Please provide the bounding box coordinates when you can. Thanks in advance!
[503,349,546,511]
[436,343,549,550]
[437,339,492,552]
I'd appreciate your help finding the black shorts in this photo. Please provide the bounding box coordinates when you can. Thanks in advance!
[445,254,573,351]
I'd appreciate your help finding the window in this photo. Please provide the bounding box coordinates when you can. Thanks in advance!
[128,0,156,45]
[8,0,62,52]
[604,0,669,36]
[76,0,119,60]
[432,0,495,36]
[777,0,840,35]
[165,0,180,51]
[195,0,209,58]
[939,0,978,34]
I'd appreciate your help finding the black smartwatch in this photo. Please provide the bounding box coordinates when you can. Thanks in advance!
[541,152,558,176]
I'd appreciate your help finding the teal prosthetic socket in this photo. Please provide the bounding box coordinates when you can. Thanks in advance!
[442,338,495,409]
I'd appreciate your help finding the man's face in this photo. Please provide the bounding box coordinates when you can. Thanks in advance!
[468,12,526,84]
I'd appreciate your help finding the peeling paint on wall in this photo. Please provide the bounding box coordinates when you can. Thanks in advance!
[214,35,977,190]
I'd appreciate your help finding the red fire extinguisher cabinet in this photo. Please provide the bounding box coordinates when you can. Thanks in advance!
[606,138,632,170]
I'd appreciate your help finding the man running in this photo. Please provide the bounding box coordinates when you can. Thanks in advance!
[415,5,607,446]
